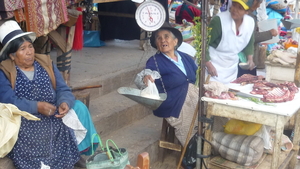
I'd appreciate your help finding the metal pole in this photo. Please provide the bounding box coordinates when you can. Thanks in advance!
[196,0,208,168]
[295,0,299,19]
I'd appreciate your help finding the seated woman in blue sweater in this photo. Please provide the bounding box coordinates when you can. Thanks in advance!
[135,22,198,145]
[0,20,98,169]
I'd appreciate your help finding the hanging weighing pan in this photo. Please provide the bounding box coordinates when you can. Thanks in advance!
[117,87,167,110]
[281,19,300,30]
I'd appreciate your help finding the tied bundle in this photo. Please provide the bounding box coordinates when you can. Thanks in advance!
[73,7,83,50]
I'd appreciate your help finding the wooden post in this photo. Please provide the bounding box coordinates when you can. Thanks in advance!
[33,36,51,54]
[55,26,75,86]
[294,33,300,87]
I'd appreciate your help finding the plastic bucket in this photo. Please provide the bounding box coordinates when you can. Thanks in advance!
[257,19,279,44]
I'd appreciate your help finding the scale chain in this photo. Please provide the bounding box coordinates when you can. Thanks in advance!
[153,54,167,94]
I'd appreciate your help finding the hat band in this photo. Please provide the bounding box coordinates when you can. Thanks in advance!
[2,30,24,46]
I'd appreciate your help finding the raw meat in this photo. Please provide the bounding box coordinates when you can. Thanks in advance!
[231,74,265,84]
[261,87,291,103]
[251,81,299,103]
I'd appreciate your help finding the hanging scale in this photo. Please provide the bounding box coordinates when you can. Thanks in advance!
[135,0,166,32]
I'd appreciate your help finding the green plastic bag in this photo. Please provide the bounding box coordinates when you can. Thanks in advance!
[238,52,247,63]
[86,134,130,169]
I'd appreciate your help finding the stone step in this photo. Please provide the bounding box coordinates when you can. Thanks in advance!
[0,157,15,169]
[88,88,152,138]
[71,66,144,100]
[50,39,154,100]
[100,114,162,167]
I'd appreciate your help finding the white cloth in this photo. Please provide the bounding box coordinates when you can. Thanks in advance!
[40,162,50,169]
[256,0,269,22]
[178,42,197,57]
[0,103,40,157]
[62,109,87,145]
[207,11,254,84]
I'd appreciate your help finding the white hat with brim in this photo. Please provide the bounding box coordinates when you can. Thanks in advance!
[0,20,36,56]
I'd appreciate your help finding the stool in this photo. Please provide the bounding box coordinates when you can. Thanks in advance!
[158,119,182,163]
[73,90,90,108]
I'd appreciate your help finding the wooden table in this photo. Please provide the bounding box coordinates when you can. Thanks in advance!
[201,84,300,169]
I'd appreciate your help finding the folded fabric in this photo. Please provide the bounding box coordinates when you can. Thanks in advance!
[0,103,40,157]
[62,109,87,145]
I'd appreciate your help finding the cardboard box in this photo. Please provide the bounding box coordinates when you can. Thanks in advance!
[265,61,295,83]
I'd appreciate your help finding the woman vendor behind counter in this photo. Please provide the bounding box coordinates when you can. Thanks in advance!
[205,0,255,84]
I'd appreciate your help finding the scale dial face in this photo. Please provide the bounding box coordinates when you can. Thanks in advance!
[135,0,166,32]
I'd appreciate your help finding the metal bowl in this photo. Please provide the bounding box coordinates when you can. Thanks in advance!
[117,87,167,110]
[239,63,250,70]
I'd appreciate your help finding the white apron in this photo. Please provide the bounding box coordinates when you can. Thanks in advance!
[207,11,254,84]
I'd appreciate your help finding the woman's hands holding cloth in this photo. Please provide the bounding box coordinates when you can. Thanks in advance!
[38,102,69,118]
[56,102,69,118]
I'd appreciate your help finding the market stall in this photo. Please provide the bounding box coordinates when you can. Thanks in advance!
[0,0,92,85]
[201,82,300,168]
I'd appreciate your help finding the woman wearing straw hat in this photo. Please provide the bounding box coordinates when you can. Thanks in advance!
[135,22,198,146]
[205,0,255,84]
[0,20,98,168]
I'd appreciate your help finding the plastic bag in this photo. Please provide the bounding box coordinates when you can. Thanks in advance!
[140,71,161,100]
[84,31,105,47]
[224,119,262,136]
[284,38,298,49]
[182,133,197,168]
[253,125,272,150]
[238,52,247,63]
[86,134,130,169]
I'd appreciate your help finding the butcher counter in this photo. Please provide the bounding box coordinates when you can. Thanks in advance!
[201,83,300,169]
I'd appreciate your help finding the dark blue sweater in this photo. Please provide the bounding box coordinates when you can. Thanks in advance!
[146,51,197,118]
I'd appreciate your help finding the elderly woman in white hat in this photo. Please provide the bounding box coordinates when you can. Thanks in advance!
[206,0,255,84]
[0,20,97,168]
[135,23,198,146]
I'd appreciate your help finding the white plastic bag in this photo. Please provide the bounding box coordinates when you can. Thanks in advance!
[140,71,161,100]
[41,162,50,169]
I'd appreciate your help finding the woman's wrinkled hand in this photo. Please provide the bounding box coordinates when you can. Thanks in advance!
[37,102,56,117]
[56,102,69,118]
[205,61,218,77]
[270,29,278,37]
[247,55,256,70]
[143,75,154,86]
